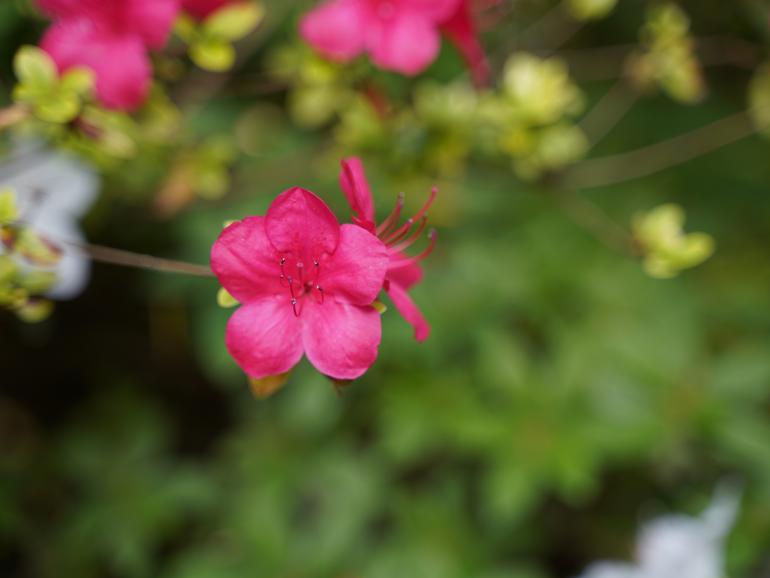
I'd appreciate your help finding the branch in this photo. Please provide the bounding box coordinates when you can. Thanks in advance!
[562,111,756,189]
[70,241,214,278]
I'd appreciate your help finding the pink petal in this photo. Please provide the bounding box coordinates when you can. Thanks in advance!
[407,0,463,22]
[35,0,89,18]
[322,224,389,306]
[441,0,490,87]
[210,216,282,304]
[300,0,368,61]
[126,0,180,49]
[302,300,381,380]
[182,0,230,20]
[339,157,376,230]
[386,280,430,342]
[225,297,304,379]
[368,10,441,75]
[265,187,340,259]
[387,258,423,290]
[41,20,151,111]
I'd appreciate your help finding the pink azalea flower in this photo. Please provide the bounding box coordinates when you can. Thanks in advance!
[299,0,488,84]
[181,0,231,20]
[36,0,179,110]
[211,187,391,380]
[339,157,435,342]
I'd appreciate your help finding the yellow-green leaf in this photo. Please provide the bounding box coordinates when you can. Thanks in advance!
[190,38,236,72]
[217,287,239,308]
[204,2,264,41]
[14,46,57,88]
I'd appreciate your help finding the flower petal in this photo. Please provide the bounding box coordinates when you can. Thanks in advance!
[265,187,340,259]
[302,300,381,380]
[386,280,430,341]
[408,0,462,22]
[211,216,281,304]
[441,1,490,87]
[387,257,423,290]
[41,20,151,110]
[339,157,376,230]
[300,0,369,61]
[368,10,441,75]
[322,224,389,306]
[225,297,304,379]
[182,0,229,20]
[127,0,180,49]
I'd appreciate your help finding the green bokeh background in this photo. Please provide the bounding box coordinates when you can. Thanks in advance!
[2,0,770,576]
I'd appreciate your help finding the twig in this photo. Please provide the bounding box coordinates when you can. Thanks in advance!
[0,104,29,132]
[544,188,636,255]
[579,79,640,149]
[562,111,756,189]
[69,241,214,278]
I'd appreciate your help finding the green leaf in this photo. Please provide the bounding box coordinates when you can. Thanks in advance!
[190,38,236,72]
[203,2,264,41]
[0,189,19,225]
[60,67,95,96]
[216,288,238,308]
[35,93,81,124]
[14,46,57,88]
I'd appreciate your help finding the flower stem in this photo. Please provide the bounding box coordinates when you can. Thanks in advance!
[562,111,756,189]
[0,104,29,132]
[70,241,214,278]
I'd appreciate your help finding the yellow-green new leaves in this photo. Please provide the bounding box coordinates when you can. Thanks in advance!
[13,46,94,124]
[633,204,715,278]
[567,0,617,21]
[217,287,239,308]
[0,189,19,225]
[177,3,264,72]
[481,53,587,179]
[501,54,584,125]
[627,3,705,104]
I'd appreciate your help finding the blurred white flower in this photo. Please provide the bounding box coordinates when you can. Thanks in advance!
[0,142,100,299]
[578,485,741,578]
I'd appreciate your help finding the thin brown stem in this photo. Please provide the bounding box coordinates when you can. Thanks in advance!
[69,241,214,278]
[544,188,637,256]
[562,111,756,189]
[0,104,29,131]
[579,79,640,149]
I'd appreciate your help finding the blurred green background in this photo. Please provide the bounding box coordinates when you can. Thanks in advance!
[2,0,770,576]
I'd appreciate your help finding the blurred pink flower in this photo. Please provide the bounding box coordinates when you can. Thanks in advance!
[300,0,488,83]
[181,0,231,20]
[211,187,390,380]
[340,157,435,342]
[36,0,179,110]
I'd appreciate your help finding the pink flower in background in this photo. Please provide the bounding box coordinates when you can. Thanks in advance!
[182,0,231,20]
[340,157,435,342]
[36,0,179,110]
[211,187,390,380]
[300,0,488,84]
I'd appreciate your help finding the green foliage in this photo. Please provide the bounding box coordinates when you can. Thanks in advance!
[567,0,618,21]
[633,204,715,278]
[12,45,93,123]
[627,3,705,104]
[177,3,264,72]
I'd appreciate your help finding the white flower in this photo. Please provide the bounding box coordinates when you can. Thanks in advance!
[578,485,741,578]
[0,142,100,299]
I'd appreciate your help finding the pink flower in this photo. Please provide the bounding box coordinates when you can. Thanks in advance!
[36,0,179,110]
[211,187,391,380]
[299,0,488,84]
[340,158,435,342]
[181,0,231,20]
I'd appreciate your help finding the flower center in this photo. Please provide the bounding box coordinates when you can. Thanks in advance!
[279,254,324,316]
